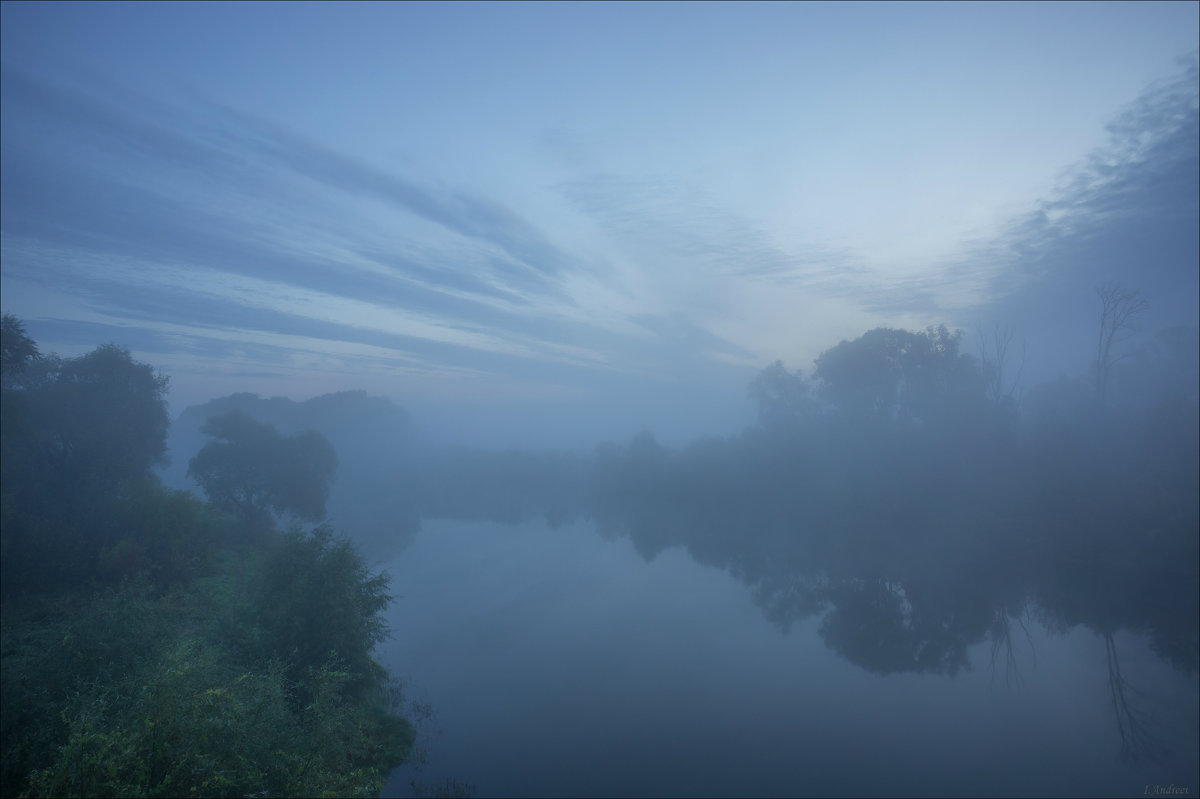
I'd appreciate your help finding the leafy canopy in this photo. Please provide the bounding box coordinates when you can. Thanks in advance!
[1,313,40,380]
[188,410,337,525]
[813,325,984,425]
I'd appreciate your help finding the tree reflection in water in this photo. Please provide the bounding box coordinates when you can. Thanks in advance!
[988,605,1037,689]
[1104,632,1171,766]
[391,322,1197,771]
[578,324,1198,766]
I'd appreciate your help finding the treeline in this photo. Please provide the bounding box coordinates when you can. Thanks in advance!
[146,302,1197,692]
[0,315,414,798]
[358,313,1192,763]
[588,322,1198,676]
[357,315,1197,687]
[578,318,1197,764]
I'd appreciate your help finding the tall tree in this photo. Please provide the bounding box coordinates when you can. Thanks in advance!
[977,323,1026,408]
[9,343,170,497]
[1,313,40,383]
[1094,282,1148,407]
[2,334,171,591]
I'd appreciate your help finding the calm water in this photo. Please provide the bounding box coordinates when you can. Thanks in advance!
[380,519,1199,798]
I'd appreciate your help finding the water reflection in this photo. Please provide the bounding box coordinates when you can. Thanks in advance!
[376,371,1198,794]
[165,329,1200,795]
[381,519,1198,798]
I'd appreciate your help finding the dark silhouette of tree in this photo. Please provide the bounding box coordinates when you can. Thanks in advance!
[1,313,40,382]
[977,323,1026,408]
[813,325,984,426]
[748,360,818,429]
[1,342,170,506]
[31,345,170,490]
[188,410,337,527]
[1,335,171,592]
[1094,282,1148,407]
[241,525,392,692]
[0,315,40,492]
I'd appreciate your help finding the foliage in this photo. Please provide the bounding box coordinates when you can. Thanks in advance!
[1,339,169,507]
[234,525,393,693]
[813,325,985,427]
[2,547,413,798]
[13,613,412,798]
[1,330,174,594]
[188,410,338,526]
[747,360,819,429]
[1,321,414,797]
[1,582,181,798]
[25,344,170,491]
[1,313,40,381]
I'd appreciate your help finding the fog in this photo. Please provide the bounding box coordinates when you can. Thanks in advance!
[3,3,1199,797]
[150,313,1200,797]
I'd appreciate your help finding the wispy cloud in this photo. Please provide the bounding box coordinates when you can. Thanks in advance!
[0,67,641,388]
[3,54,1196,410]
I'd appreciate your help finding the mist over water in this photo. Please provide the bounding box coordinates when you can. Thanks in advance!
[150,312,1199,799]
[378,519,1197,798]
[132,289,1195,799]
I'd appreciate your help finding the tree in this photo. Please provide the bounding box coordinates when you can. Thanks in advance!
[41,345,170,483]
[2,336,171,592]
[977,323,1026,408]
[1,315,43,508]
[188,410,337,526]
[0,315,40,490]
[748,360,819,429]
[244,525,393,688]
[813,325,984,426]
[1094,282,1148,407]
[1,313,40,383]
[6,342,170,497]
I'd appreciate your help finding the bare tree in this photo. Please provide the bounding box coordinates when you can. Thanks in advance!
[977,323,1026,406]
[1094,283,1148,407]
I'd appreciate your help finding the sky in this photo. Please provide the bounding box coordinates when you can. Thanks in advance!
[2,1,1197,447]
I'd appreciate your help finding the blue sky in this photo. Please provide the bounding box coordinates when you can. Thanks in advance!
[2,1,1197,444]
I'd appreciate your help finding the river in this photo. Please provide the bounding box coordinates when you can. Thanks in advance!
[379,518,1199,798]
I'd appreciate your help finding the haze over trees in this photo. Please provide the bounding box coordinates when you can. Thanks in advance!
[188,410,338,526]
[144,288,1183,772]
[1,321,173,591]
[3,276,1196,793]
[0,316,415,798]
[155,288,1196,693]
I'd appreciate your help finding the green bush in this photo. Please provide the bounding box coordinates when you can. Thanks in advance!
[3,550,413,798]
[235,525,392,696]
[27,642,412,798]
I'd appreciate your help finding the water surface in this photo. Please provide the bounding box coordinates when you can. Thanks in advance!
[381,518,1199,798]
